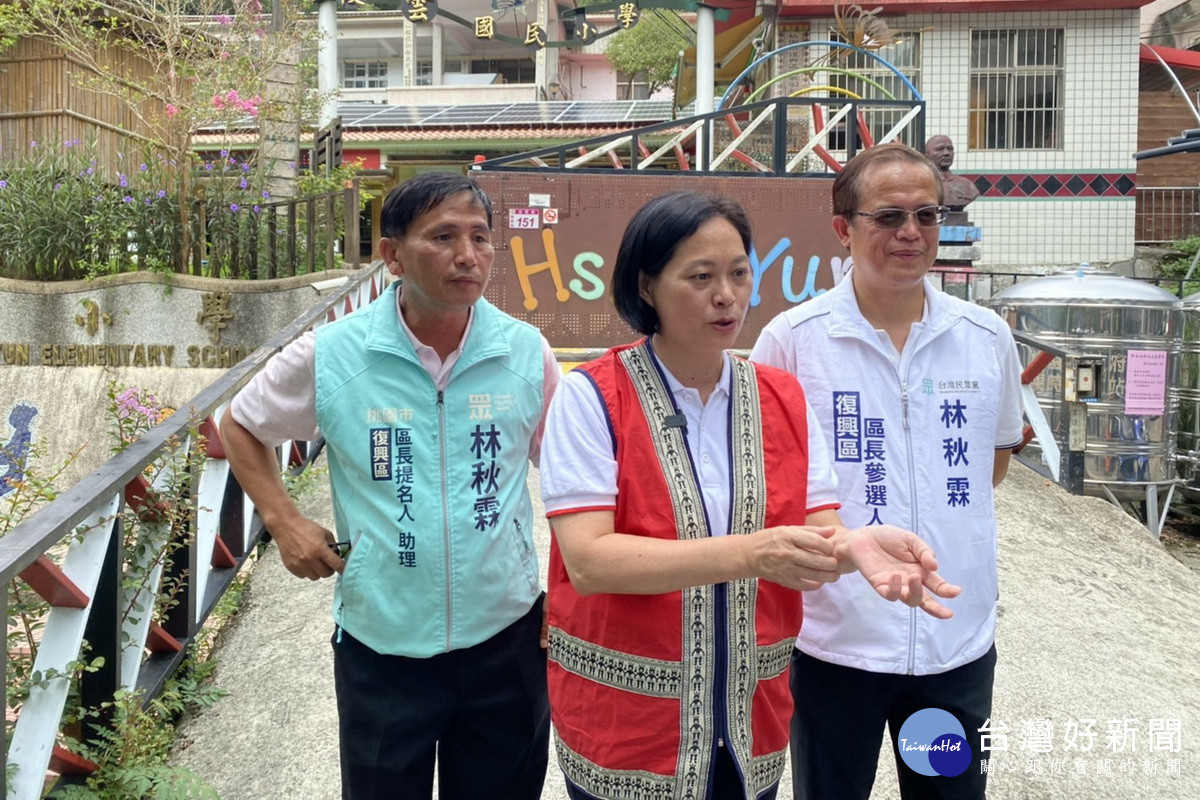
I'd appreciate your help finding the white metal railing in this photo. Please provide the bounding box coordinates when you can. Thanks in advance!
[1,263,387,797]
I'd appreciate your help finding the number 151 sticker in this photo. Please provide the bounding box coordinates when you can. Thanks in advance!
[508,208,540,229]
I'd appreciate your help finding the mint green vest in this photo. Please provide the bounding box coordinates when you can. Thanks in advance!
[315,283,544,657]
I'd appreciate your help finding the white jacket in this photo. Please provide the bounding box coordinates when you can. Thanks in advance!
[751,276,1023,675]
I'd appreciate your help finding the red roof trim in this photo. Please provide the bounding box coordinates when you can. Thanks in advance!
[780,0,1148,14]
[1141,44,1200,72]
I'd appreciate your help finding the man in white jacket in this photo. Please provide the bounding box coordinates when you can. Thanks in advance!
[751,143,1023,800]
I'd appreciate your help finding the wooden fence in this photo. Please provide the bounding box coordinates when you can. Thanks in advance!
[0,35,160,180]
[188,184,362,278]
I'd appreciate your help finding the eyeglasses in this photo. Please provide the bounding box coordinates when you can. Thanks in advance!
[848,205,948,229]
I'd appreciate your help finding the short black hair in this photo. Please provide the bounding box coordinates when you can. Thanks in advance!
[611,191,752,336]
[832,142,943,216]
[379,172,493,239]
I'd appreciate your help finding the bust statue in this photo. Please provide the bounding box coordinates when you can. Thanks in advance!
[924,135,979,210]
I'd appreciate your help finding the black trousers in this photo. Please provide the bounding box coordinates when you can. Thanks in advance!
[332,596,550,800]
[791,645,997,800]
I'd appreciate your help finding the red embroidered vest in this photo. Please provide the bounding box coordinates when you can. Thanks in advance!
[547,341,812,799]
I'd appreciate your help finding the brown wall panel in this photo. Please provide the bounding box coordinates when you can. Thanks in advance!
[473,172,844,349]
[1138,90,1200,187]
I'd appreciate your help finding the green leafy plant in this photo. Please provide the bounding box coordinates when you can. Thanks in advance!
[0,138,353,280]
[109,384,175,452]
[0,139,177,280]
[1155,236,1200,298]
[283,461,329,502]
[22,0,319,201]
[54,659,224,800]
[1,1,335,279]
[0,1,33,55]
[600,9,687,98]
[109,383,195,643]
[2,384,244,796]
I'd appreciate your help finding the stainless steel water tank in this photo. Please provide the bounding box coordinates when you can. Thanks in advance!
[1179,290,1200,489]
[990,266,1181,498]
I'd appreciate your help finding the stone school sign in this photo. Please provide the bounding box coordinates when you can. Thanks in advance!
[0,270,363,368]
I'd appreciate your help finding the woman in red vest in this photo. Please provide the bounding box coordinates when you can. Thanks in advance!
[538,191,963,800]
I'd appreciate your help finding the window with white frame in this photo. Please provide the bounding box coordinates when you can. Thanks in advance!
[969,29,1063,149]
[826,31,923,149]
[616,71,650,100]
[416,60,433,87]
[343,60,388,89]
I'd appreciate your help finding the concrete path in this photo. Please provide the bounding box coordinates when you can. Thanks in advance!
[170,462,1200,799]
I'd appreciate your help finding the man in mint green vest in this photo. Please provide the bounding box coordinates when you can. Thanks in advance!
[221,172,558,800]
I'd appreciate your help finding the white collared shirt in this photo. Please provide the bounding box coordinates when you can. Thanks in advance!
[230,289,558,458]
[540,351,840,535]
[751,276,1024,674]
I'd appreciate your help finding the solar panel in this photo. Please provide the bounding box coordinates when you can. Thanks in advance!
[555,102,637,123]
[336,100,676,129]
[337,103,404,124]
[488,103,563,124]
[624,100,674,121]
[421,105,514,125]
[343,106,396,124]
[337,102,386,120]
[371,106,441,125]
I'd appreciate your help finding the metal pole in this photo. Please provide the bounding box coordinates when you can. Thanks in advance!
[317,0,339,129]
[695,4,715,169]
[535,0,549,96]
[695,5,715,115]
[1182,244,1200,281]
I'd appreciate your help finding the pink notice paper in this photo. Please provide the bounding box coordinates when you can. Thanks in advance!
[1124,350,1168,416]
